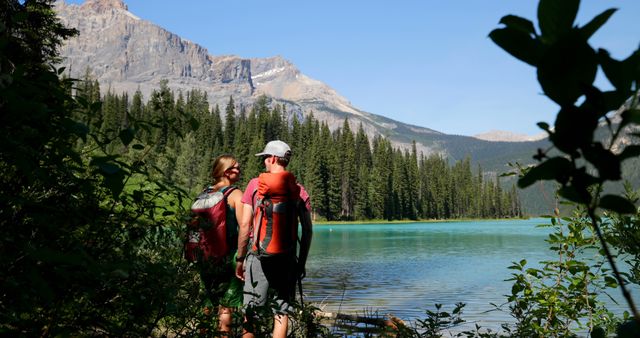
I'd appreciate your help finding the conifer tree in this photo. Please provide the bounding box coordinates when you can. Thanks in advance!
[223,96,235,153]
[148,80,174,155]
[209,104,223,154]
[174,132,201,192]
[339,119,357,219]
[354,124,372,219]
[131,89,143,120]
[326,125,343,220]
[287,113,303,178]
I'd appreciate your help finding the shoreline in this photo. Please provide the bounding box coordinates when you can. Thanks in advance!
[312,216,533,225]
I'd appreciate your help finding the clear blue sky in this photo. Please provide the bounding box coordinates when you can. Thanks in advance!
[63,0,640,137]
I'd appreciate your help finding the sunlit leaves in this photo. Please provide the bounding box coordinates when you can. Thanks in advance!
[503,213,618,336]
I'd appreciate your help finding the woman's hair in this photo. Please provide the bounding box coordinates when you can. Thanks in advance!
[210,154,237,184]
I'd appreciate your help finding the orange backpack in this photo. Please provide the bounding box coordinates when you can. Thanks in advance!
[251,172,301,257]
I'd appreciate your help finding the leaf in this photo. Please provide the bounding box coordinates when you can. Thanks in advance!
[580,9,617,40]
[537,34,598,106]
[558,186,591,204]
[617,320,640,338]
[499,15,537,35]
[489,26,541,66]
[604,275,618,288]
[551,106,597,153]
[63,118,89,142]
[598,49,634,91]
[599,90,633,116]
[582,142,621,180]
[98,162,121,175]
[599,195,636,214]
[102,168,126,199]
[590,326,606,338]
[537,121,551,132]
[132,144,145,150]
[518,157,572,188]
[119,127,135,146]
[537,0,579,42]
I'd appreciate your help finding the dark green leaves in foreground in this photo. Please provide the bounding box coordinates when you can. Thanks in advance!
[491,0,640,214]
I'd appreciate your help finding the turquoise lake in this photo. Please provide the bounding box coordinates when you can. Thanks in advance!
[303,218,638,330]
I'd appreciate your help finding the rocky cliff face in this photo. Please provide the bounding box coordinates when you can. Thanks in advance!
[54,0,550,168]
[56,0,254,107]
[54,0,450,153]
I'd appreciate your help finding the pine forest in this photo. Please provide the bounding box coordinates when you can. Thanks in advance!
[77,78,522,221]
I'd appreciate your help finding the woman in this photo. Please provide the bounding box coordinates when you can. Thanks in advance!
[198,154,244,335]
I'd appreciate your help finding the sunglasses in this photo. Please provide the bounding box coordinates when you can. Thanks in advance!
[225,165,241,172]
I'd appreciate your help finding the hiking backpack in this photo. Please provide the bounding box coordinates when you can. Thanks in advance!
[184,186,237,264]
[251,172,301,257]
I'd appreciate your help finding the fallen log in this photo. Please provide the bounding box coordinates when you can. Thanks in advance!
[316,310,407,333]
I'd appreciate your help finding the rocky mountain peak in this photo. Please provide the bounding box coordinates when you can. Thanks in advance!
[54,1,552,170]
[80,0,128,12]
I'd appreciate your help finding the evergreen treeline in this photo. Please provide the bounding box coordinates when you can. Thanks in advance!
[78,78,522,221]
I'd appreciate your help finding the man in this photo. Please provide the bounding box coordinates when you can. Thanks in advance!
[235,140,313,338]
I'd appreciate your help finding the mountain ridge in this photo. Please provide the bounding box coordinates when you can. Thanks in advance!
[474,130,547,142]
[54,0,545,171]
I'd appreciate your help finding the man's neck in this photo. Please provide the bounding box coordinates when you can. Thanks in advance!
[268,165,286,174]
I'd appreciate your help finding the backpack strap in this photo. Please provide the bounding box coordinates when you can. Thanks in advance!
[220,185,237,198]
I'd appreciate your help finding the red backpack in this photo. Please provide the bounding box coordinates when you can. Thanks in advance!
[184,186,237,264]
[251,172,301,257]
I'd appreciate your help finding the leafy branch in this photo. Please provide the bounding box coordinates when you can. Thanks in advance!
[490,0,640,324]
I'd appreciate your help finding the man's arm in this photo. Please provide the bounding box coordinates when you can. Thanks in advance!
[235,203,253,281]
[297,206,313,278]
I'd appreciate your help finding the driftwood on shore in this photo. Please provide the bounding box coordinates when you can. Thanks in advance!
[316,310,407,335]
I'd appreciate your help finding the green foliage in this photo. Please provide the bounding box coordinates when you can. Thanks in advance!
[602,184,640,285]
[0,1,204,335]
[414,303,465,338]
[501,212,621,337]
[490,0,640,326]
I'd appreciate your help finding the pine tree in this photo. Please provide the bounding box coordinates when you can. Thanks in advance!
[148,80,175,155]
[131,89,144,120]
[223,96,235,153]
[354,124,372,219]
[339,119,356,219]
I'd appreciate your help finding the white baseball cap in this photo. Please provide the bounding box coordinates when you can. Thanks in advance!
[255,140,292,158]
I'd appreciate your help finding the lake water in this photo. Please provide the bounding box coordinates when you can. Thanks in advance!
[303,218,637,331]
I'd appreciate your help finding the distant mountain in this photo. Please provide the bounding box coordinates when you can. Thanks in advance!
[474,130,547,142]
[54,0,550,174]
